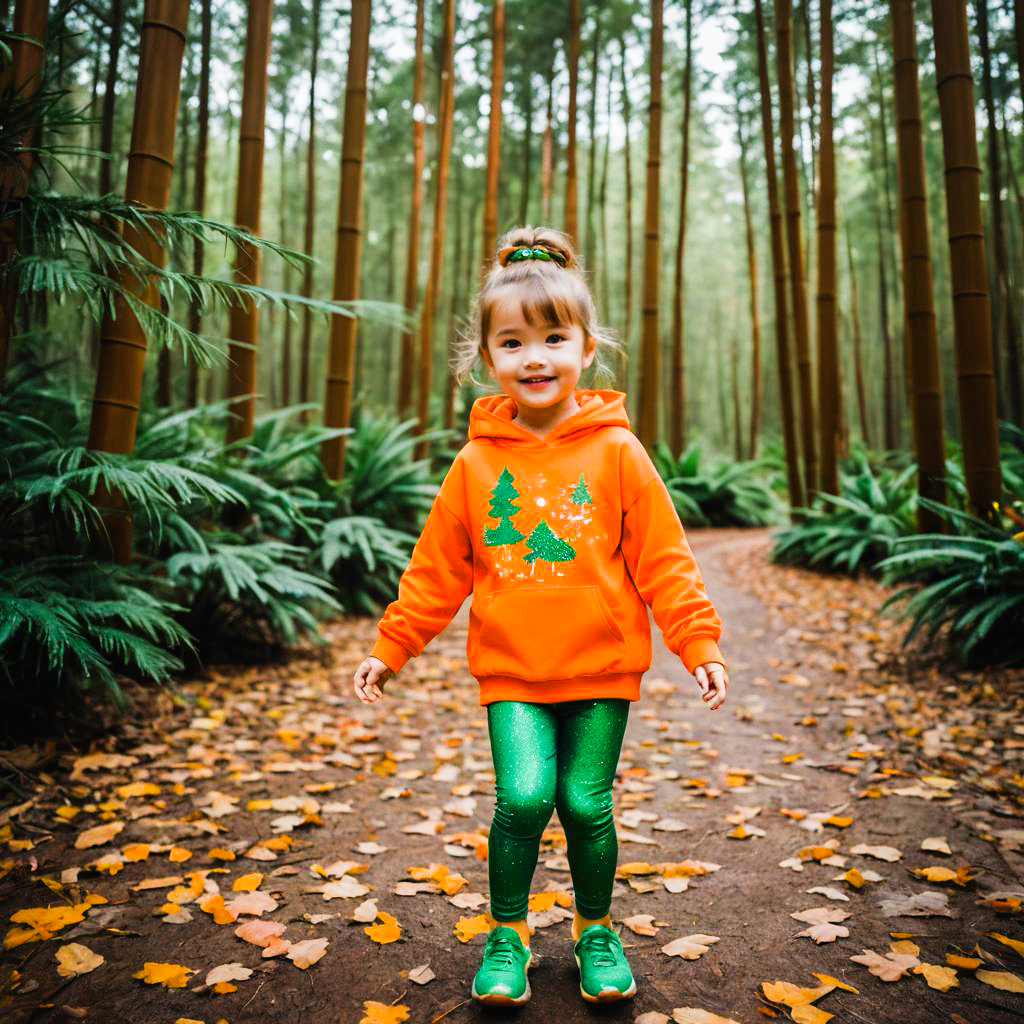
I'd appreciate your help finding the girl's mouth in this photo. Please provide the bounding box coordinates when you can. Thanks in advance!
[521,376,554,389]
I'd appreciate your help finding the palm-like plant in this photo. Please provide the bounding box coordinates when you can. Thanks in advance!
[651,441,786,527]
[879,498,1024,667]
[771,451,918,574]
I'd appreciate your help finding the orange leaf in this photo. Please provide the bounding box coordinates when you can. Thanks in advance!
[454,915,491,943]
[132,962,194,988]
[364,911,402,944]
[359,1001,411,1024]
[233,873,264,892]
[199,893,237,925]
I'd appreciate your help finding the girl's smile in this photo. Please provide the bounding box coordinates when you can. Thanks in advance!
[481,291,597,437]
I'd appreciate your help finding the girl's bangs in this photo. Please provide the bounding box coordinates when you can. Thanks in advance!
[508,274,587,330]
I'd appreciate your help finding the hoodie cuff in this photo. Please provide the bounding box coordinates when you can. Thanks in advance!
[371,635,414,675]
[680,637,725,676]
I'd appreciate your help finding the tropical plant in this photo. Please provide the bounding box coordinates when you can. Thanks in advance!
[771,450,919,574]
[651,440,786,527]
[878,497,1024,667]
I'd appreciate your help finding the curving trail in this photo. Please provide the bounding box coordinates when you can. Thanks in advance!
[1,529,1022,1023]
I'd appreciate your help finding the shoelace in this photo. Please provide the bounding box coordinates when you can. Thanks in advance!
[485,932,523,968]
[580,930,621,966]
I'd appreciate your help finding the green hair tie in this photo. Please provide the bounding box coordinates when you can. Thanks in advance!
[507,246,567,267]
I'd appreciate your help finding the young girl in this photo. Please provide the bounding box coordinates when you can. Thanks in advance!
[353,226,728,1007]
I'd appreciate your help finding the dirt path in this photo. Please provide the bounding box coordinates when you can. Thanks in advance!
[1,530,1023,1024]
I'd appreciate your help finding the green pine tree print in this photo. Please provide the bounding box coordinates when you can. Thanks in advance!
[523,519,577,575]
[571,473,592,509]
[484,467,526,552]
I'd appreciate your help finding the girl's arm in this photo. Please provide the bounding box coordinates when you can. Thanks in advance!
[369,490,474,676]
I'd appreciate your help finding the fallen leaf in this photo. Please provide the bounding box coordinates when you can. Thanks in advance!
[359,1001,410,1024]
[287,937,328,969]
[913,963,959,991]
[661,934,721,959]
[364,911,402,944]
[671,1010,744,1024]
[55,944,104,977]
[623,914,660,936]
[74,822,125,850]
[234,920,287,947]
[406,964,435,985]
[225,891,278,917]
[976,969,1024,993]
[232,873,263,892]
[849,945,921,981]
[132,962,194,988]
[454,915,491,943]
[205,962,253,986]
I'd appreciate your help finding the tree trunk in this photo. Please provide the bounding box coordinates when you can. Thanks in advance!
[518,68,534,225]
[599,62,611,320]
[775,0,816,501]
[322,0,372,480]
[444,157,464,431]
[890,0,947,530]
[755,0,803,511]
[225,0,273,444]
[732,333,744,461]
[413,0,454,462]
[845,231,871,447]
[541,69,554,223]
[565,0,581,244]
[583,6,602,263]
[639,0,663,448]
[977,0,1021,424]
[299,0,321,419]
[816,0,840,496]
[86,0,189,561]
[874,201,896,449]
[482,0,504,263]
[98,0,125,200]
[279,101,292,408]
[0,0,48,392]
[669,0,692,456]
[186,0,211,409]
[619,39,633,390]
[930,0,1002,515]
[398,0,424,420]
[736,103,762,461]
[799,0,815,282]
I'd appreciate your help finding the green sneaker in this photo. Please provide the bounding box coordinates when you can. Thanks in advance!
[471,926,538,1006]
[573,923,637,1003]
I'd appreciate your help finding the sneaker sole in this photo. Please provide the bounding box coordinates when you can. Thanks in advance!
[471,951,540,1006]
[573,952,637,1003]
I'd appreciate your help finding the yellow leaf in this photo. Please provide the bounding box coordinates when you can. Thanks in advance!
[55,943,105,977]
[913,963,959,991]
[842,868,866,889]
[116,782,160,799]
[199,893,236,925]
[365,911,402,944]
[168,846,193,862]
[233,873,263,892]
[986,932,1024,959]
[946,954,981,969]
[208,848,235,861]
[122,843,151,862]
[133,962,194,988]
[74,821,125,849]
[454,915,491,943]
[359,1000,411,1024]
[976,969,1024,993]
[811,973,858,993]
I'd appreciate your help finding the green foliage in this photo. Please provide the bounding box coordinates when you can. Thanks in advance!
[878,499,1024,668]
[771,451,918,574]
[650,441,786,527]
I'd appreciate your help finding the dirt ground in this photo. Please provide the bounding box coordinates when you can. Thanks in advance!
[1,529,1023,1024]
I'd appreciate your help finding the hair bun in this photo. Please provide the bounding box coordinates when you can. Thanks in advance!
[494,227,577,271]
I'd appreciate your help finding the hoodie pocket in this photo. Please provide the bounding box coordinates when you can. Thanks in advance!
[471,585,626,680]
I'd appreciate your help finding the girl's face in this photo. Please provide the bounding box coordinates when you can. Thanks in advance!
[481,291,597,434]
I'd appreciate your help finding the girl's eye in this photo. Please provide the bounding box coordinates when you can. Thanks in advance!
[547,334,565,343]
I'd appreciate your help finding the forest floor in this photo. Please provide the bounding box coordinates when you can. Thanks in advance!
[1,529,1024,1024]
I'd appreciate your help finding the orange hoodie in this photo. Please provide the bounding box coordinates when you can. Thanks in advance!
[370,389,724,705]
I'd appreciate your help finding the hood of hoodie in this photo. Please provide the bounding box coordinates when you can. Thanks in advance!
[468,388,631,446]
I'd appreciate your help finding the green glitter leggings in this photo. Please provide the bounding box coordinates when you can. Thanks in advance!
[486,697,631,922]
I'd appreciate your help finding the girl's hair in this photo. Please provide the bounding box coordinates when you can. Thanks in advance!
[451,225,625,392]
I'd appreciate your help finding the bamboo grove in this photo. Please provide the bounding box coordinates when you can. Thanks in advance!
[1,0,1024,722]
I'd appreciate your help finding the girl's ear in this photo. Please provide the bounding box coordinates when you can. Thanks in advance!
[583,333,598,368]
[480,342,495,374]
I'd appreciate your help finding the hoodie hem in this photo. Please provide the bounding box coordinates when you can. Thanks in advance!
[477,672,644,705]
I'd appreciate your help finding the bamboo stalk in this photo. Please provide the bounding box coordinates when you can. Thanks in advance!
[323,0,372,480]
[225,0,273,443]
[890,0,946,530]
[930,0,1002,515]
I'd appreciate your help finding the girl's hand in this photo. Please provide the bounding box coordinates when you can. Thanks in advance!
[354,656,393,704]
[694,661,728,711]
